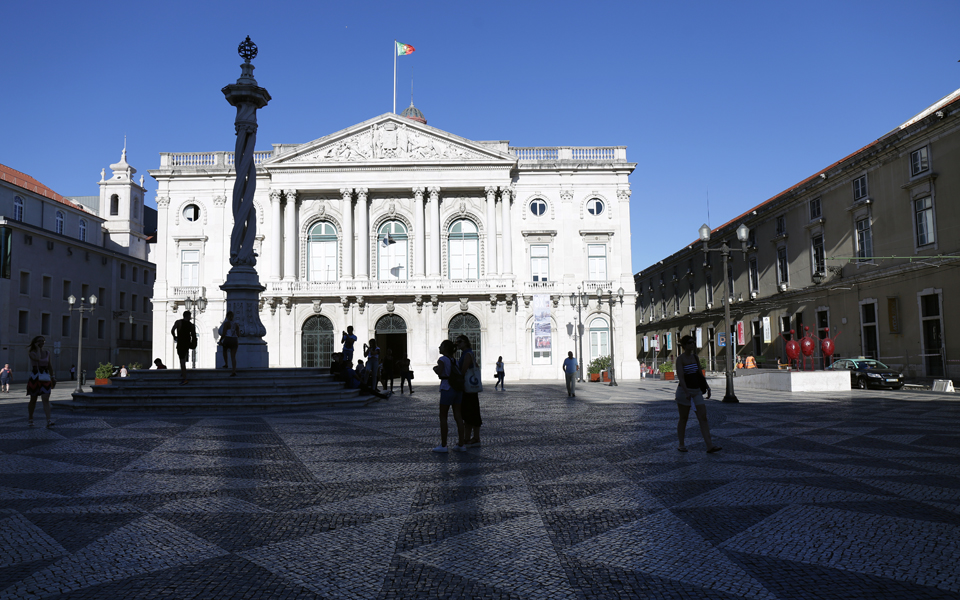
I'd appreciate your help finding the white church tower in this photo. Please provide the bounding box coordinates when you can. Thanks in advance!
[99,145,149,260]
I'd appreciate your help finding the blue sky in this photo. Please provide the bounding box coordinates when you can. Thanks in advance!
[3,0,958,272]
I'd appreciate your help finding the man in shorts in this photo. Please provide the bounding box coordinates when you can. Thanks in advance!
[171,311,197,385]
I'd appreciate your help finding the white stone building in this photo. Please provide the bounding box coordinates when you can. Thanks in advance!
[150,109,640,380]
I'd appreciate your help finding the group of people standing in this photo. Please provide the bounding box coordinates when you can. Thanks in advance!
[336,326,413,394]
[432,336,483,452]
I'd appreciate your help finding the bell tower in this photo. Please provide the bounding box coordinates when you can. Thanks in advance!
[99,143,148,259]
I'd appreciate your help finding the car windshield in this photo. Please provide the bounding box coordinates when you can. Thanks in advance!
[852,360,889,370]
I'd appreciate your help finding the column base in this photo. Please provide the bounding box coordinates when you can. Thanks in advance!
[220,265,269,369]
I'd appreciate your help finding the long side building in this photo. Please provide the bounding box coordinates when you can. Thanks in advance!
[635,88,960,382]
[150,108,640,380]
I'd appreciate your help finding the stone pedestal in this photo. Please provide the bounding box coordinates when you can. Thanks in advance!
[218,265,269,368]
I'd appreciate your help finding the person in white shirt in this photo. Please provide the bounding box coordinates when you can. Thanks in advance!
[562,351,579,397]
[120,365,128,378]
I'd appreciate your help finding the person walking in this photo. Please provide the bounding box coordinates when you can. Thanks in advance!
[219,311,240,376]
[0,364,11,393]
[399,357,414,394]
[171,311,197,385]
[675,335,721,454]
[639,360,647,379]
[26,336,55,427]
[562,351,578,397]
[364,339,380,391]
[433,339,465,453]
[457,336,482,447]
[494,356,505,391]
[70,364,76,381]
[341,326,357,364]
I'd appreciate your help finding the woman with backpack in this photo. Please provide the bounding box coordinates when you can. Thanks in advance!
[432,339,465,453]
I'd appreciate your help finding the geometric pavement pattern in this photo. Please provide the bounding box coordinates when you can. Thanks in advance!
[0,382,959,599]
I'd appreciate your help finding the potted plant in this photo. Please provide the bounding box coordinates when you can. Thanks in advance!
[659,361,675,381]
[699,356,707,376]
[587,356,611,382]
[128,362,143,371]
[94,362,114,386]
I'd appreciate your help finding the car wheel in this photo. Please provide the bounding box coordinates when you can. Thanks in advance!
[857,377,867,390]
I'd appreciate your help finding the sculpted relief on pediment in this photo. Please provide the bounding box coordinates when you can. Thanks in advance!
[290,122,483,163]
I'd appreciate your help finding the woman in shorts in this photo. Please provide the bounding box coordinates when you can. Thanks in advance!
[432,340,465,453]
[676,335,721,453]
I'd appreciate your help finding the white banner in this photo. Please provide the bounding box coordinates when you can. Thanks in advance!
[762,317,772,343]
[696,327,703,348]
[533,294,552,355]
[643,336,649,352]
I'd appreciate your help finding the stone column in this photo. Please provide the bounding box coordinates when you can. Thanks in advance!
[283,189,297,281]
[269,189,282,280]
[428,186,441,277]
[356,188,369,280]
[413,187,425,277]
[500,186,513,275]
[485,186,499,276]
[340,188,353,279]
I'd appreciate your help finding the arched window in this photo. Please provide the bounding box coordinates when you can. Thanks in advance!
[110,194,119,216]
[449,313,482,367]
[301,315,335,368]
[378,221,408,280]
[448,219,479,280]
[589,316,610,360]
[14,197,23,221]
[79,219,87,242]
[55,211,64,234]
[307,222,338,281]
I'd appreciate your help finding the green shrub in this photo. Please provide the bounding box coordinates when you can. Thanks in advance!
[658,362,674,374]
[129,362,143,371]
[95,362,114,379]
[587,355,611,375]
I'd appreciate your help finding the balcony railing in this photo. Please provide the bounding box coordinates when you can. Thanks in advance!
[510,146,627,162]
[159,151,273,169]
[171,286,205,298]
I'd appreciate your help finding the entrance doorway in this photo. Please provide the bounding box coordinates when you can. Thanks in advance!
[302,315,334,368]
[374,314,408,368]
[449,313,482,367]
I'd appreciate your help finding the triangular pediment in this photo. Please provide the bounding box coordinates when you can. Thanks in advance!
[265,114,515,167]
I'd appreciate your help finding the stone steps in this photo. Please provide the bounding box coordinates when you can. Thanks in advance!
[68,368,379,411]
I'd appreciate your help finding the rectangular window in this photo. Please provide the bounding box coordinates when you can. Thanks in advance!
[19,271,29,295]
[181,250,200,287]
[62,280,72,301]
[809,197,822,220]
[61,315,70,337]
[42,276,51,298]
[118,322,126,340]
[41,313,50,336]
[915,197,935,247]
[131,324,137,341]
[706,274,714,304]
[674,286,680,313]
[0,227,12,280]
[688,280,695,310]
[143,271,150,286]
[777,247,789,284]
[448,237,479,279]
[920,292,944,377]
[530,245,549,282]
[861,302,879,360]
[120,263,126,279]
[143,324,151,342]
[776,216,786,236]
[856,217,873,262]
[749,257,759,292]
[98,320,105,340]
[98,288,105,306]
[727,263,734,297]
[853,175,868,200]
[132,294,138,312]
[911,147,929,176]
[81,317,88,339]
[310,239,338,281]
[132,267,138,283]
[587,244,607,280]
[18,311,29,334]
[812,235,825,274]
[119,292,126,310]
[81,284,89,301]
[143,297,150,312]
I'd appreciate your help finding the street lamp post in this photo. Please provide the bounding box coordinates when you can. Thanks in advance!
[597,287,625,386]
[568,286,589,382]
[67,294,97,393]
[184,293,207,369]
[699,222,751,403]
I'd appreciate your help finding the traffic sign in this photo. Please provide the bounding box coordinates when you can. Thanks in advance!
[717,332,726,347]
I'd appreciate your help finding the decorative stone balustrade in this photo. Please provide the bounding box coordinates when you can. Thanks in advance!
[159,151,274,169]
[510,146,627,162]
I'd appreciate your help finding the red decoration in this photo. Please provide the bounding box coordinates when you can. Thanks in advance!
[785,340,800,360]
[800,337,815,357]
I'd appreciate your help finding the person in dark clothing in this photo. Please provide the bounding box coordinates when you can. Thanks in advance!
[457,335,482,447]
[170,311,197,385]
[675,335,721,454]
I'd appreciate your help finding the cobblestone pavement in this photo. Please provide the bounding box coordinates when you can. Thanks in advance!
[0,380,958,599]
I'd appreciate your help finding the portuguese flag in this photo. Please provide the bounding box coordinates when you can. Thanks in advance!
[396,42,415,56]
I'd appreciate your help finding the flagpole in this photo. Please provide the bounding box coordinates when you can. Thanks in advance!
[393,40,397,114]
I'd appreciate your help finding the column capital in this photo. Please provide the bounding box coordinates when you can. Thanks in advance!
[156,196,171,208]
[427,186,440,198]
[355,188,369,199]
[499,185,514,200]
[484,186,498,197]
[412,186,424,198]
[269,189,282,202]
[284,189,298,201]
[339,188,353,198]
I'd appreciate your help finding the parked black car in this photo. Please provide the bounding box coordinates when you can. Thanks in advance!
[826,358,904,390]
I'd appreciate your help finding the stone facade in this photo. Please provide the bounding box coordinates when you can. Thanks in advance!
[0,152,154,380]
[635,88,960,381]
[150,113,640,379]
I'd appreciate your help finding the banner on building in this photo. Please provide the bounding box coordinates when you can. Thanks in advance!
[696,327,703,348]
[643,336,649,352]
[533,294,552,355]
[762,317,772,343]
[737,321,745,346]
[666,333,673,351]
[653,334,660,350]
